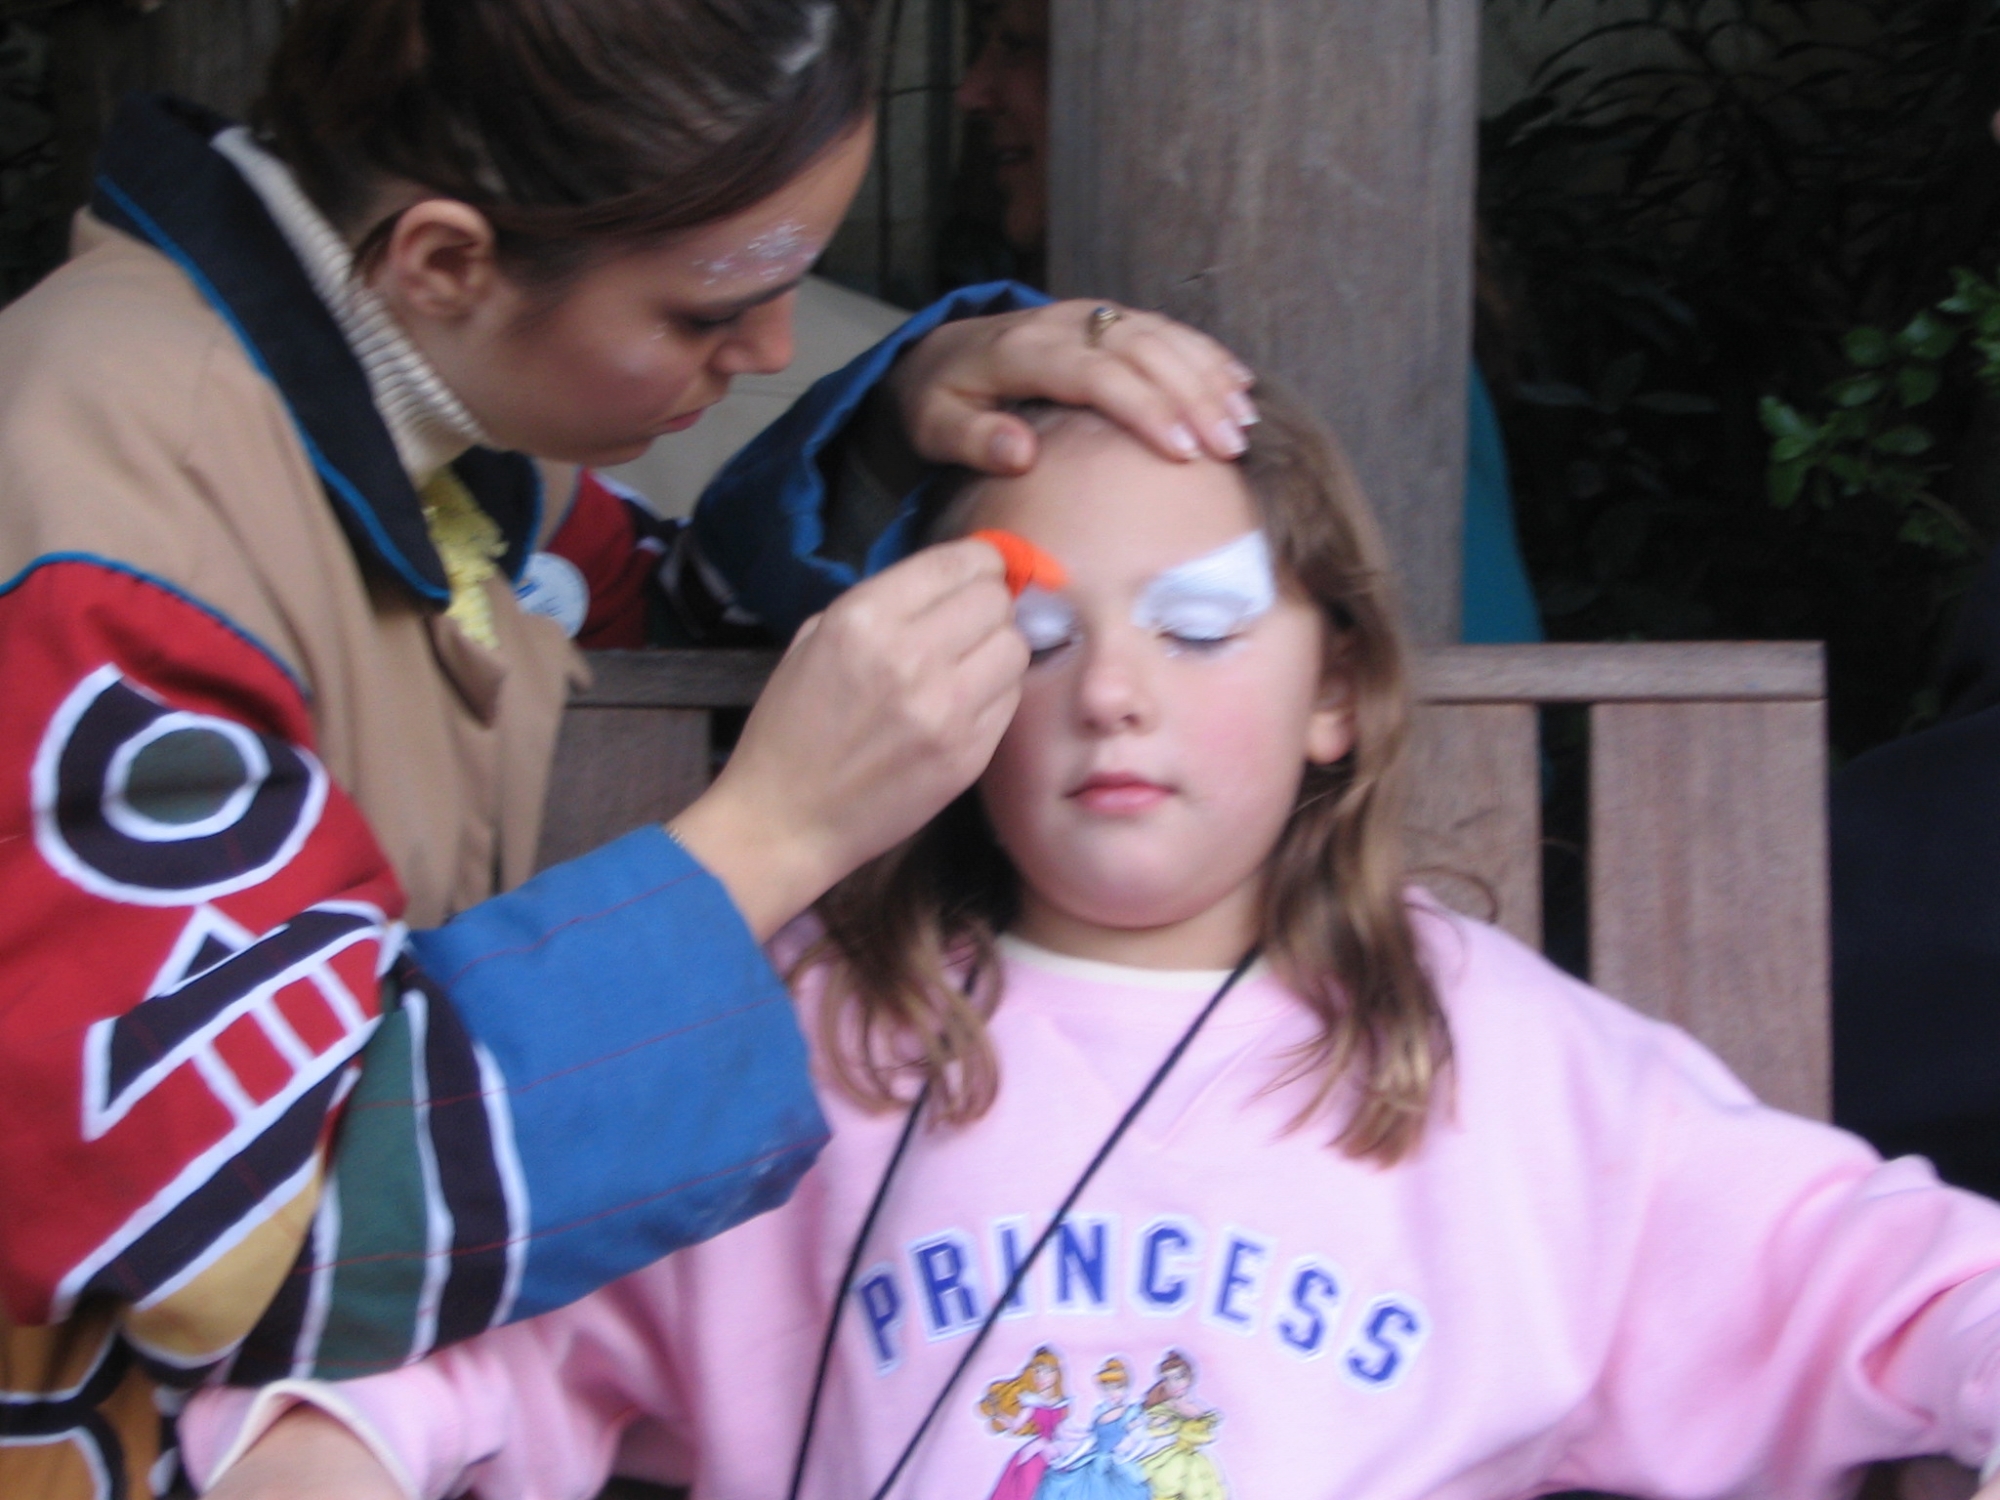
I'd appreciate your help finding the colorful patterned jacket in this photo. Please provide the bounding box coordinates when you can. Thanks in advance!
[0,94,835,1500]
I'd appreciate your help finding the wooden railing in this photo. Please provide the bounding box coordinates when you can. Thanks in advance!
[541,641,1829,1118]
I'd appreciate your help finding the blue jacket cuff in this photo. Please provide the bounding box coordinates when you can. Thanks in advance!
[690,280,1052,635]
[408,826,826,1318]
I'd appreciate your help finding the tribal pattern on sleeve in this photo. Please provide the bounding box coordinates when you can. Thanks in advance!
[0,556,401,1356]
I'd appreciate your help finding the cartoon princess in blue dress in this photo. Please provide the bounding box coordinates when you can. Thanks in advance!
[1033,1358,1149,1500]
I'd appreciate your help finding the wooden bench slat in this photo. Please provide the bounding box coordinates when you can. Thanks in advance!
[1406,702,1542,949]
[1419,642,1824,705]
[563,642,1827,711]
[1587,699,1830,1119]
[569,649,779,708]
[535,706,711,869]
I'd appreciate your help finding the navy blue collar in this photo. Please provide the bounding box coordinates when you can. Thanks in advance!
[91,94,541,605]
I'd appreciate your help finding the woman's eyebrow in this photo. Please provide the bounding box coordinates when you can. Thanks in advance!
[679,274,809,322]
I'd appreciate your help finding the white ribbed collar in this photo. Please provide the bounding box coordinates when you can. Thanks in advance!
[997,933,1268,990]
[212,127,493,485]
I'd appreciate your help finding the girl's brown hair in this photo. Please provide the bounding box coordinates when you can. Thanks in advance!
[254,0,871,283]
[809,384,1448,1164]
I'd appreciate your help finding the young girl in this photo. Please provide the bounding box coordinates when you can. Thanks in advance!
[188,390,2000,1499]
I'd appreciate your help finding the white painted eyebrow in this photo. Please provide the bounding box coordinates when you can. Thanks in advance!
[1133,530,1275,638]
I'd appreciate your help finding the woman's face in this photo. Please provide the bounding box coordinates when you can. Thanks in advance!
[391,122,873,467]
[955,0,1050,252]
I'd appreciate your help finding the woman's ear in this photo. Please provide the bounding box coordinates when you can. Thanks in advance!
[1305,670,1355,766]
[369,199,502,323]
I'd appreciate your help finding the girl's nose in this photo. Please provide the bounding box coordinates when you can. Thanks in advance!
[1075,633,1156,735]
[714,293,797,378]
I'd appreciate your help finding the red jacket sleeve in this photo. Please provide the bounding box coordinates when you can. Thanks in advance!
[544,470,666,650]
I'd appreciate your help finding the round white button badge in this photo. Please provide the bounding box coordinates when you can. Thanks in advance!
[515,551,589,638]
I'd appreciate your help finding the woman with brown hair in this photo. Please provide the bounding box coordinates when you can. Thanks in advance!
[0,3,1255,1496]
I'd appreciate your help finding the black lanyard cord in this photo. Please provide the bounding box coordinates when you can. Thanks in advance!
[787,945,1263,1500]
[784,1075,932,1500]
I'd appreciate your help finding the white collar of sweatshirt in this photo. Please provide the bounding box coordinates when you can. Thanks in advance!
[211,126,493,486]
[996,933,1270,991]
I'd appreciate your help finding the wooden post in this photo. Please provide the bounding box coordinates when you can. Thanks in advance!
[1047,0,1481,642]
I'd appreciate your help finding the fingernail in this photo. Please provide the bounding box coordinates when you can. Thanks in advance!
[989,428,1031,469]
[1228,361,1257,386]
[1212,419,1248,457]
[1227,391,1261,427]
[1169,423,1200,458]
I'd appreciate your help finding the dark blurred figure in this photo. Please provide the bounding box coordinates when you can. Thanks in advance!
[956,0,1049,261]
[1835,542,2000,1199]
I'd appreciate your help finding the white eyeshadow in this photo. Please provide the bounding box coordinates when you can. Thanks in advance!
[1134,530,1275,640]
[1014,587,1079,653]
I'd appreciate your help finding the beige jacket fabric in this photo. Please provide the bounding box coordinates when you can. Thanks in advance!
[0,214,582,929]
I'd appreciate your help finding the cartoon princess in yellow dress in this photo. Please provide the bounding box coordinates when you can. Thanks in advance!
[1138,1351,1227,1500]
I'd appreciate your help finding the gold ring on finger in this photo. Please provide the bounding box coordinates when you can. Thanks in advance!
[1085,304,1123,348]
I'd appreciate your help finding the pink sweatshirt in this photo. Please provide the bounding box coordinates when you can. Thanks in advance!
[184,908,2000,1499]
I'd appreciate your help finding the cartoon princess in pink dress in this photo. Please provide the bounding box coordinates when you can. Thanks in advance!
[981,1347,1070,1500]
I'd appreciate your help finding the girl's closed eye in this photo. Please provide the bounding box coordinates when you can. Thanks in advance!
[674,309,745,336]
[1161,626,1243,655]
[1135,530,1276,652]
[1015,588,1080,660]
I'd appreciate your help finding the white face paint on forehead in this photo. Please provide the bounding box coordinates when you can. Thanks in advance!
[692,220,821,288]
[1134,530,1276,641]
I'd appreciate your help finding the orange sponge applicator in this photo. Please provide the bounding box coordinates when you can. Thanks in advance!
[971,529,1069,597]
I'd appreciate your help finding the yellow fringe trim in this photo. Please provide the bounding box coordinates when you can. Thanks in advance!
[420,468,505,649]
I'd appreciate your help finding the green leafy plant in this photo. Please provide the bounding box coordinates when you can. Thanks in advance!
[1760,305,1980,559]
[1482,0,2000,755]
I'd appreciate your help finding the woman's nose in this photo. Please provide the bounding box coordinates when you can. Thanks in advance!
[715,294,797,378]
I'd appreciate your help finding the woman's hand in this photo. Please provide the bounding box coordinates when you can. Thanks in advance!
[670,537,1026,938]
[201,1405,405,1500]
[890,300,1258,474]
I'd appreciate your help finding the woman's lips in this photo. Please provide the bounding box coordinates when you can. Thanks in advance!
[1069,772,1171,815]
[658,407,708,434]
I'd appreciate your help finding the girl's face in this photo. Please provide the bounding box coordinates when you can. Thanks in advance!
[380,123,873,467]
[974,420,1353,969]
[1032,1360,1057,1393]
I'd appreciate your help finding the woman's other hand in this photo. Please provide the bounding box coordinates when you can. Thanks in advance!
[670,537,1026,938]
[892,300,1258,473]
[201,1405,405,1500]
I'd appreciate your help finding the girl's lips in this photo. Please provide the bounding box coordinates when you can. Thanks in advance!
[1069,772,1171,815]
